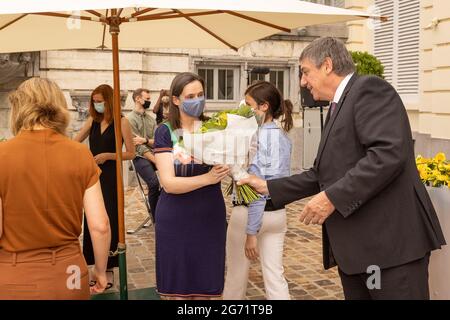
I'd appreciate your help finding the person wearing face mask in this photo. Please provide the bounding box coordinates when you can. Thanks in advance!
[74,84,135,290]
[239,37,445,300]
[153,89,171,125]
[223,81,293,300]
[153,72,230,300]
[127,88,160,220]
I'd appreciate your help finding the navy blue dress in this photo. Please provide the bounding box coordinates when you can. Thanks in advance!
[153,124,226,297]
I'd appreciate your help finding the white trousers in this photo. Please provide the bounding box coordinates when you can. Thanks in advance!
[223,206,290,300]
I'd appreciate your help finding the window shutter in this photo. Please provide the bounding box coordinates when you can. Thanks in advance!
[374,0,419,96]
[397,0,420,95]
[374,0,395,84]
[334,0,345,8]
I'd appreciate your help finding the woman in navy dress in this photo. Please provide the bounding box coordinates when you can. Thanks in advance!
[154,72,230,299]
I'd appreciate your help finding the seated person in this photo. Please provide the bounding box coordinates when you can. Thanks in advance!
[127,88,160,220]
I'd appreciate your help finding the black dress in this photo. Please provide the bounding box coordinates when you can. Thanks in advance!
[82,120,120,269]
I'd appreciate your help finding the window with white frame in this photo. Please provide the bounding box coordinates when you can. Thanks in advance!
[374,0,420,100]
[249,69,289,97]
[198,67,239,101]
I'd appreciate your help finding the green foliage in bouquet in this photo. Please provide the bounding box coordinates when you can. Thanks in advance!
[224,181,260,205]
[199,104,254,133]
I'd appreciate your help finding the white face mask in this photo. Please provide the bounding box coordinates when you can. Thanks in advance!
[161,96,170,104]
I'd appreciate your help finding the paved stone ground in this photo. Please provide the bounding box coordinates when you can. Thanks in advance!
[105,184,344,300]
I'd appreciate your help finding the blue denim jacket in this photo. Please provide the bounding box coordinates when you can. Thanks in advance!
[246,121,292,235]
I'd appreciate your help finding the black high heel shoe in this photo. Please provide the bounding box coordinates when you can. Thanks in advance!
[105,270,114,290]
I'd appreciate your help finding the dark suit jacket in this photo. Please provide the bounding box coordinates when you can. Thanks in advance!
[268,74,446,275]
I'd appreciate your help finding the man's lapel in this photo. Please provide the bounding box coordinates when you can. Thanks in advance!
[315,74,359,167]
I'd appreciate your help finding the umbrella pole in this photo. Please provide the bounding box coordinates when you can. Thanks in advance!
[110,11,128,300]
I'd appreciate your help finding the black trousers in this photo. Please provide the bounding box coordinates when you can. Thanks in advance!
[338,253,430,300]
[133,157,160,220]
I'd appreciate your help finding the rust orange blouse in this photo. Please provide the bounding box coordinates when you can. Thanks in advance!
[0,129,100,252]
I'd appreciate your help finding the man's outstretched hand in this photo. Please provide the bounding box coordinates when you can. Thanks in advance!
[237,175,269,195]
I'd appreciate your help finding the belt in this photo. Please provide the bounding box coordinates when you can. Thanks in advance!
[0,242,82,266]
[232,199,285,212]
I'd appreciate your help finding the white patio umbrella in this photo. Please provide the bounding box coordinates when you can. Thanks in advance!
[0,0,381,300]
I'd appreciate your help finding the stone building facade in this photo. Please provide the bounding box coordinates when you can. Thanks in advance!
[0,0,352,173]
[346,0,450,157]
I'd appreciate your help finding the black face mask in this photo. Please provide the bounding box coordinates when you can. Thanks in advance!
[143,100,151,109]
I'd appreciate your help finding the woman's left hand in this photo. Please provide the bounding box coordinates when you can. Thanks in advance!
[94,153,111,165]
[245,234,259,261]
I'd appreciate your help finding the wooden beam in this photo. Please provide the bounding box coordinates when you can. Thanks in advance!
[0,14,27,31]
[85,10,102,18]
[172,9,237,51]
[143,11,178,17]
[131,8,157,18]
[101,9,109,50]
[355,15,388,22]
[133,10,222,22]
[222,10,291,33]
[32,12,104,22]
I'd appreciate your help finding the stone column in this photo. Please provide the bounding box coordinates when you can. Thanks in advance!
[345,0,374,52]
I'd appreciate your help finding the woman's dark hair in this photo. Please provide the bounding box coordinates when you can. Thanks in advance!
[245,81,293,132]
[168,72,208,130]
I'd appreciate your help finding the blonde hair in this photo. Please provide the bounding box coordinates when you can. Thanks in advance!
[8,78,70,135]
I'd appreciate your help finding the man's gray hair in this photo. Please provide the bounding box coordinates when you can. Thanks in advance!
[300,37,355,76]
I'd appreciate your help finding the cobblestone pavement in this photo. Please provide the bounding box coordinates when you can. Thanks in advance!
[106,185,344,300]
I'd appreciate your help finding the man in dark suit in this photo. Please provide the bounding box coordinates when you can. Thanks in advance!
[239,37,445,300]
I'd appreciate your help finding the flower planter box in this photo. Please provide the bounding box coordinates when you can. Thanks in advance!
[428,187,450,300]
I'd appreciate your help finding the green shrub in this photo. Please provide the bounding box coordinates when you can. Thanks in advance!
[350,51,384,79]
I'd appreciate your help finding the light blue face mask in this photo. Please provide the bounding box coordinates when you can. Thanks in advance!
[255,112,266,126]
[94,102,105,114]
[253,104,266,126]
[181,96,205,118]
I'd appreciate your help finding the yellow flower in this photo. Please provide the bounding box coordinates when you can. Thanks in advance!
[416,152,450,187]
[420,171,429,181]
[434,152,446,163]
[416,155,423,164]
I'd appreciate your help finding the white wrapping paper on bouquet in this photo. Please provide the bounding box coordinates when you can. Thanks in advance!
[182,114,258,180]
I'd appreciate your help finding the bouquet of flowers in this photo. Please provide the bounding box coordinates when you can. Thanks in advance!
[181,103,260,204]
[416,152,450,188]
